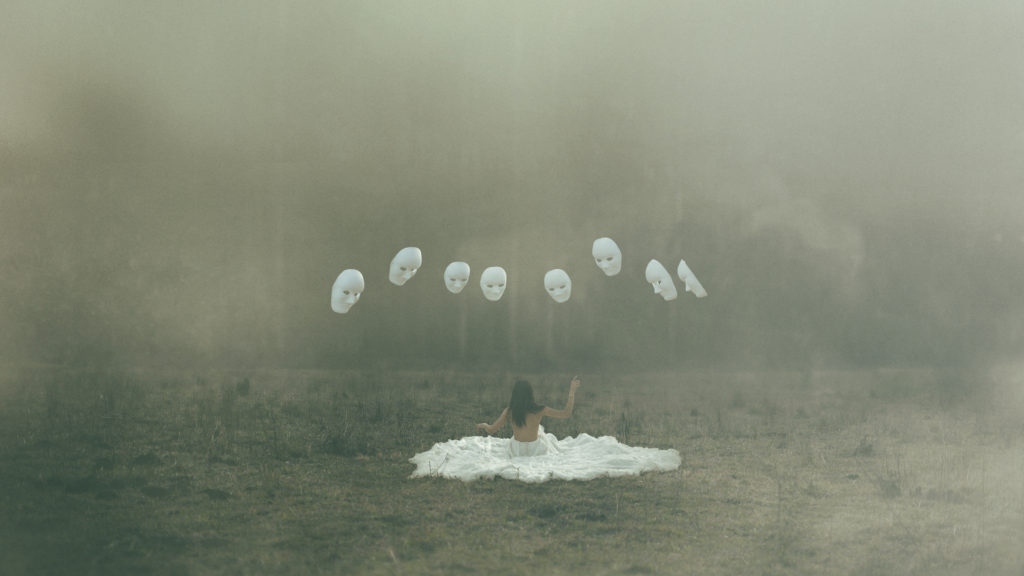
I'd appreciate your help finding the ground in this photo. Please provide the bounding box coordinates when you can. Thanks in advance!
[1,366,1022,575]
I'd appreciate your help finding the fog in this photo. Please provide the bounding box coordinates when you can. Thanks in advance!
[2,1,1022,373]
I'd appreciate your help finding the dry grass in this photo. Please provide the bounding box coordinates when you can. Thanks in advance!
[0,366,1022,575]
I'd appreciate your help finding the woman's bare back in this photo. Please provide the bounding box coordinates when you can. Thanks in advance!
[512,411,545,442]
[476,376,580,440]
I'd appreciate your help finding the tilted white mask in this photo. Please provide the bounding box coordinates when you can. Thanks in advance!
[331,269,365,313]
[645,259,678,301]
[479,266,507,301]
[389,247,422,286]
[544,269,572,303]
[444,261,471,294]
[592,237,622,276]
[677,259,708,298]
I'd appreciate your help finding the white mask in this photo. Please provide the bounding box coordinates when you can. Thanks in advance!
[592,237,622,276]
[479,266,507,301]
[677,259,708,298]
[645,259,678,301]
[331,269,365,313]
[389,247,422,286]
[444,261,471,294]
[544,269,572,303]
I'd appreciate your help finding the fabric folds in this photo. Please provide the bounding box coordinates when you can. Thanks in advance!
[410,426,680,483]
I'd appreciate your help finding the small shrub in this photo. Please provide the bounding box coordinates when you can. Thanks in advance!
[616,411,643,443]
[852,437,874,457]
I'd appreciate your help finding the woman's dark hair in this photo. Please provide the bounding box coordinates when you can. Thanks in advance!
[508,380,544,427]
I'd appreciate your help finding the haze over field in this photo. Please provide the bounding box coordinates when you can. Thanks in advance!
[2,1,1022,372]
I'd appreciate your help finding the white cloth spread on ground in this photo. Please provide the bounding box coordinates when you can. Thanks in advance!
[409,426,681,483]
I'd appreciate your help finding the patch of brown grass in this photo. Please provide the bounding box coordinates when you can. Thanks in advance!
[0,367,1022,574]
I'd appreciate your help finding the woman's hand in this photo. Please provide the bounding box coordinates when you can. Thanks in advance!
[476,423,491,435]
[570,375,581,393]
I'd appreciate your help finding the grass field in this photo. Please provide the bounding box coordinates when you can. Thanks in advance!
[1,366,1023,575]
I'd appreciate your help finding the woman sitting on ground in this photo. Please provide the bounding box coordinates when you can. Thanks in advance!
[477,376,579,455]
[410,374,680,482]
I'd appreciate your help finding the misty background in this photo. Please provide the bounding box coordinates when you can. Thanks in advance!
[2,1,1022,374]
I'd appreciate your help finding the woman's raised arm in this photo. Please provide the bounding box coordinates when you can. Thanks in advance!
[542,375,580,419]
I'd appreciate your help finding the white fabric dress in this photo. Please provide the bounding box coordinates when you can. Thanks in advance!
[409,426,681,483]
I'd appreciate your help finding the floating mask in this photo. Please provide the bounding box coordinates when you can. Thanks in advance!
[592,237,622,276]
[389,247,422,286]
[544,269,572,303]
[331,269,365,313]
[677,259,708,298]
[444,261,471,294]
[479,266,507,301]
[645,259,678,301]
